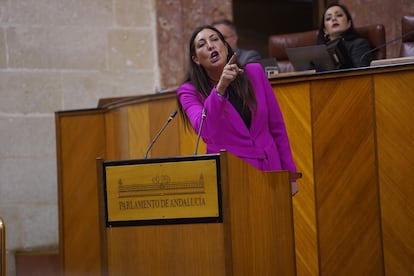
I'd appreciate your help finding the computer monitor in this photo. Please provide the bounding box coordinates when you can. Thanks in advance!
[286,39,353,72]
[286,44,336,72]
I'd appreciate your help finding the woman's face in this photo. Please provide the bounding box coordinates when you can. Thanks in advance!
[192,28,229,80]
[324,6,351,40]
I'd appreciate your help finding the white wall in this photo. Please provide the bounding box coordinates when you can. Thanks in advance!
[0,0,158,274]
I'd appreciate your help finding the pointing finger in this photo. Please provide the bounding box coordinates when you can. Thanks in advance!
[227,53,237,65]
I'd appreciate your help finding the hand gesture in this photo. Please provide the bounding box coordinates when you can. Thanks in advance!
[216,54,244,95]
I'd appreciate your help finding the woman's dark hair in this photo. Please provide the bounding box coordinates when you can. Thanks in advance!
[317,2,356,44]
[178,24,256,128]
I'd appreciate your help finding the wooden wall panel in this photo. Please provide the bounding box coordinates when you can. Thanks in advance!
[102,95,191,161]
[178,118,201,156]
[56,111,106,276]
[106,224,226,275]
[375,70,414,276]
[220,153,296,275]
[147,97,180,158]
[128,104,150,159]
[311,76,383,275]
[177,108,207,156]
[105,108,130,160]
[274,82,318,276]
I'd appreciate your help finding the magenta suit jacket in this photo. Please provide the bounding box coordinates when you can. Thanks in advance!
[177,63,296,173]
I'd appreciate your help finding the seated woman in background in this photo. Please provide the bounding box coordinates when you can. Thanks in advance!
[317,2,373,68]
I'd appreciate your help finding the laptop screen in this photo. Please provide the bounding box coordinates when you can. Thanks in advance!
[286,44,337,72]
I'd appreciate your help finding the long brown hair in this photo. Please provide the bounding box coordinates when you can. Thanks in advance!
[178,25,256,129]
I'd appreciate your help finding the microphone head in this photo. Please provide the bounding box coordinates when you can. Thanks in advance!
[168,110,178,121]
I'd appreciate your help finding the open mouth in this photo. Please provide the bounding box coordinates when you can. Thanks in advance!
[210,51,219,63]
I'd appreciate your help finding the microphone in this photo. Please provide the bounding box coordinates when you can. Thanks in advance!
[144,110,177,159]
[194,108,207,155]
[359,29,414,65]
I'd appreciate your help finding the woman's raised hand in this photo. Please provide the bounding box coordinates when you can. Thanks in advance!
[216,54,244,95]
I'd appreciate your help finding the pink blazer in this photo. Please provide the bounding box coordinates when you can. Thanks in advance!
[177,63,296,173]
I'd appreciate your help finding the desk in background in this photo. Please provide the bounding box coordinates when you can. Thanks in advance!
[272,63,414,276]
[55,63,414,276]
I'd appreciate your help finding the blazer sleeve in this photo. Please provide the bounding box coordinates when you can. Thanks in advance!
[350,38,373,67]
[177,82,234,140]
[250,64,297,173]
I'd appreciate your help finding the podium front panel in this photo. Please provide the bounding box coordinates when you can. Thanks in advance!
[102,154,223,227]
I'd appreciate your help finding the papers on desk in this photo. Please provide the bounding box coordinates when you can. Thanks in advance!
[268,69,316,79]
[370,56,414,67]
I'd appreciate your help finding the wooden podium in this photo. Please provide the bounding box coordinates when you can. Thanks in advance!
[96,152,298,276]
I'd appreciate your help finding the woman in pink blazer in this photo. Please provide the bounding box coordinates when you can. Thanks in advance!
[177,25,297,179]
